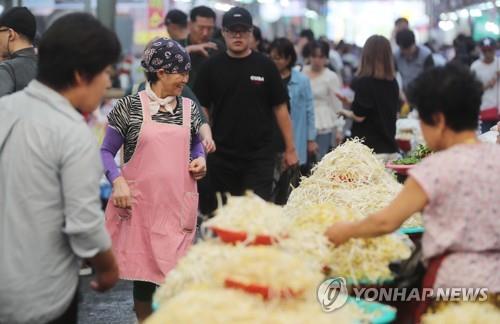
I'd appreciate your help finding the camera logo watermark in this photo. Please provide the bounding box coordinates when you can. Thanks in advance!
[316,277,349,312]
[317,277,489,312]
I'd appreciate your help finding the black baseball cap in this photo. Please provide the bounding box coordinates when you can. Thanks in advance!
[222,7,252,30]
[0,7,36,41]
[164,9,188,27]
[479,37,496,50]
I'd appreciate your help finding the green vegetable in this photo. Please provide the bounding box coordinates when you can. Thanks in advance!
[393,145,431,165]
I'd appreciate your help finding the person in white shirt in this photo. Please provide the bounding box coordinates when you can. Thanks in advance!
[303,40,344,159]
[471,38,500,133]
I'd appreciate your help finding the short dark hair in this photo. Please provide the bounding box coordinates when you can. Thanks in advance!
[300,29,315,42]
[252,25,262,43]
[252,25,266,52]
[394,17,409,27]
[308,40,329,58]
[396,29,415,49]
[190,6,216,22]
[165,9,188,27]
[269,37,297,69]
[37,13,121,91]
[408,64,483,131]
[145,71,159,84]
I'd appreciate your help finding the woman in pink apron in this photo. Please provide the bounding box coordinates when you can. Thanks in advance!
[325,64,500,321]
[100,38,207,322]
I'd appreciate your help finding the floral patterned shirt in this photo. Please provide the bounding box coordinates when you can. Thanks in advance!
[409,143,500,292]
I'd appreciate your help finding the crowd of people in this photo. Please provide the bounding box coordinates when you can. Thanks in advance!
[0,4,499,324]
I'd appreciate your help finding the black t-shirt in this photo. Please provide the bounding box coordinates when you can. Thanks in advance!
[194,51,288,158]
[271,75,292,153]
[350,76,399,154]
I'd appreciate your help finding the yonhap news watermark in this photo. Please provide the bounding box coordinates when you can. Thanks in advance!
[317,277,489,312]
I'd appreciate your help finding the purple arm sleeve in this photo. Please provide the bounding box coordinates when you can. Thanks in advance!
[100,126,124,183]
[191,133,205,159]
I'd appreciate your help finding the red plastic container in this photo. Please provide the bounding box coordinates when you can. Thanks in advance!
[224,278,302,300]
[386,163,414,176]
[210,227,279,245]
[397,139,412,152]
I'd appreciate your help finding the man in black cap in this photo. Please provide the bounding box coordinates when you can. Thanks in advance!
[194,7,298,212]
[0,6,37,97]
[164,9,188,42]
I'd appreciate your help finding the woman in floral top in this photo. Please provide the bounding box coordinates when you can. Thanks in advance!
[326,64,500,320]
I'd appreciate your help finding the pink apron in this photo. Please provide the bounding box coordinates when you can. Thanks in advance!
[105,91,198,285]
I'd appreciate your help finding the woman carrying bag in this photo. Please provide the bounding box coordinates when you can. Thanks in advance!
[101,38,207,322]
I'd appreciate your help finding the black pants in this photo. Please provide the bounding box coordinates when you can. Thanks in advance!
[202,153,275,213]
[48,289,79,324]
[133,281,158,302]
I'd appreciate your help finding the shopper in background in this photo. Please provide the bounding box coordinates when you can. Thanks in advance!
[327,64,500,321]
[296,28,314,66]
[182,6,224,88]
[0,6,37,96]
[0,13,120,324]
[270,37,316,168]
[394,29,434,95]
[303,40,344,159]
[102,38,206,322]
[450,33,478,67]
[164,9,188,41]
[338,35,399,161]
[194,7,297,212]
[471,38,499,133]
[250,25,264,53]
[390,17,409,50]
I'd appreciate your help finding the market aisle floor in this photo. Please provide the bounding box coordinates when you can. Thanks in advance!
[78,277,136,324]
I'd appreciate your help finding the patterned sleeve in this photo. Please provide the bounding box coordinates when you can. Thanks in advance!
[190,100,203,136]
[106,96,132,138]
[408,154,446,202]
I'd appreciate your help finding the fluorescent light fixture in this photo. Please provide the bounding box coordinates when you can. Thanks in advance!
[448,12,458,21]
[485,21,500,34]
[458,9,469,18]
[438,20,455,31]
[469,9,482,17]
[214,2,234,12]
[305,9,318,19]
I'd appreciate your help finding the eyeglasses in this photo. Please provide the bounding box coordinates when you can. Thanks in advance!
[0,28,10,33]
[223,28,251,38]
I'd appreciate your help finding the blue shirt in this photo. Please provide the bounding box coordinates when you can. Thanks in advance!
[288,69,316,164]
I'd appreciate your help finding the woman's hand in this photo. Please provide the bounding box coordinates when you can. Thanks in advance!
[335,92,352,105]
[111,176,132,209]
[336,131,344,145]
[202,138,216,153]
[307,140,319,155]
[189,157,207,180]
[337,108,352,118]
[325,221,354,246]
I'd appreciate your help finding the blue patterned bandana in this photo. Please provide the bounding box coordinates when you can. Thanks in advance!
[141,37,191,73]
